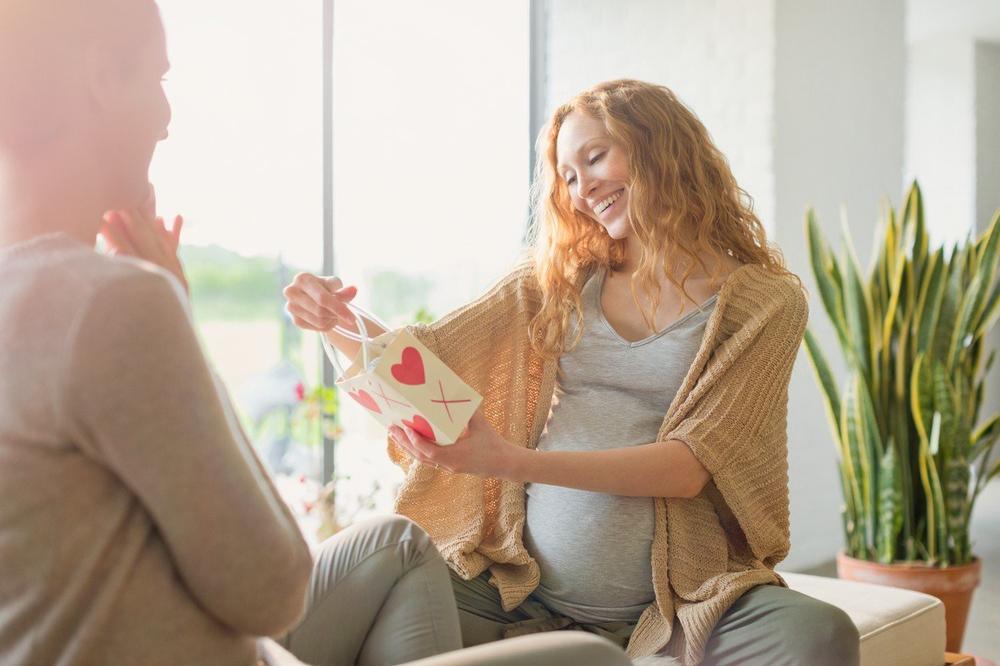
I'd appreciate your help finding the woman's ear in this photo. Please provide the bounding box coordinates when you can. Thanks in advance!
[83,42,127,113]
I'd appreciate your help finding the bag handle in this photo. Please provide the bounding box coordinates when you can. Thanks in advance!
[320,301,392,380]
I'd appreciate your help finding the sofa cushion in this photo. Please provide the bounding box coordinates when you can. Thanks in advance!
[781,572,946,666]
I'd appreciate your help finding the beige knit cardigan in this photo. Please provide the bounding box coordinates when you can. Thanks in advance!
[385,259,809,666]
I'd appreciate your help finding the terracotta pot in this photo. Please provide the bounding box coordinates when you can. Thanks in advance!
[836,551,982,652]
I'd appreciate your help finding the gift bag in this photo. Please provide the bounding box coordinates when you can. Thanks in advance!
[321,302,482,446]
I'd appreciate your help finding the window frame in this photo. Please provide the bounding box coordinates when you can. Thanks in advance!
[319,1,541,483]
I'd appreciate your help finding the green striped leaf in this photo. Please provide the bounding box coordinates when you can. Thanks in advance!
[932,246,964,365]
[910,353,934,443]
[842,229,874,380]
[806,211,850,350]
[914,250,946,355]
[804,329,843,441]
[877,440,903,563]
[972,413,1000,452]
[840,372,875,559]
[948,273,984,369]
[975,278,1000,337]
[844,375,876,552]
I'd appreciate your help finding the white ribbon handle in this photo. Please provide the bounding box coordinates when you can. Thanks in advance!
[320,301,393,380]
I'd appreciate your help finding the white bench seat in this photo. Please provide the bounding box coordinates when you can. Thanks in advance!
[782,572,946,666]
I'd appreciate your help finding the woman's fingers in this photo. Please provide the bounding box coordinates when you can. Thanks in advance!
[141,183,157,220]
[398,425,446,464]
[290,273,357,322]
[290,273,337,314]
[155,215,183,253]
[389,426,419,458]
[282,273,363,335]
[121,209,165,255]
[323,277,358,305]
[100,213,138,255]
[102,207,189,293]
[285,301,336,331]
[283,284,336,323]
[289,314,326,332]
[171,215,184,247]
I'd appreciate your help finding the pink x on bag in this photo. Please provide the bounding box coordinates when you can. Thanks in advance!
[322,302,482,445]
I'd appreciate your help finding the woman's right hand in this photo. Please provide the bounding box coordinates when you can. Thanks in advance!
[282,273,359,333]
[101,194,188,294]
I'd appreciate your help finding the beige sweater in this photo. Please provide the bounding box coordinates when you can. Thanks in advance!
[387,259,808,666]
[0,234,312,666]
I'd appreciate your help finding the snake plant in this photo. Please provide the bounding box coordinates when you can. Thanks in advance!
[803,182,1000,566]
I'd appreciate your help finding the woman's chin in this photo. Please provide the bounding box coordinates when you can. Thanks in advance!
[601,216,630,240]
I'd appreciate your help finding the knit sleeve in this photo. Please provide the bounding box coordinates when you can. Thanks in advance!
[63,268,313,635]
[664,273,808,567]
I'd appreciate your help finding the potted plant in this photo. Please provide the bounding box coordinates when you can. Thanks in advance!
[803,182,1000,652]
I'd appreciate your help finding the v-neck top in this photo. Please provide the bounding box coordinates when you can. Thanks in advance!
[523,266,717,623]
[594,265,719,348]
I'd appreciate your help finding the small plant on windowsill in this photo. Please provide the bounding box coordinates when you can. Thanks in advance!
[289,382,342,448]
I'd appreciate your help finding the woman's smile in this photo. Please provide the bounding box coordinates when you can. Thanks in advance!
[593,189,625,217]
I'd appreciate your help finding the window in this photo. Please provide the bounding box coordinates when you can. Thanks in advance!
[150,0,531,537]
[330,0,531,517]
[150,1,327,538]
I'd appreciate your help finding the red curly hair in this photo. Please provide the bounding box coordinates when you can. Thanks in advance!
[525,79,794,360]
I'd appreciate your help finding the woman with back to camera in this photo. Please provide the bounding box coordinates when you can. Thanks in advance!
[284,79,861,666]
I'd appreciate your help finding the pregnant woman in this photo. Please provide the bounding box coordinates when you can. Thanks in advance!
[284,79,860,666]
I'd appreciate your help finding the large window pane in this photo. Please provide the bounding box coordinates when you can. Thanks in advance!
[331,1,531,515]
[150,1,327,540]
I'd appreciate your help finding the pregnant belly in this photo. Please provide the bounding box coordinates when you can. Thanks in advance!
[524,483,656,621]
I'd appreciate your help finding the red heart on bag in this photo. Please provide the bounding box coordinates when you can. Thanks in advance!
[391,346,426,386]
[402,415,436,443]
[348,389,381,413]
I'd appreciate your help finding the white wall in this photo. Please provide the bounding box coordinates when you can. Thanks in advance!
[773,0,906,569]
[976,43,1000,236]
[908,0,1000,44]
[975,42,1000,472]
[904,37,976,245]
[905,1,1000,474]
[544,0,777,232]
[544,0,907,570]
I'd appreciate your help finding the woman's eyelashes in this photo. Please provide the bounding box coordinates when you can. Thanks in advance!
[564,152,607,187]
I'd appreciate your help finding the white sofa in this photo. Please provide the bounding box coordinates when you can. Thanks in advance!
[262,572,946,666]
[782,572,946,666]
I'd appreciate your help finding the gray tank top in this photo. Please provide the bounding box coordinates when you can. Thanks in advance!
[524,265,716,623]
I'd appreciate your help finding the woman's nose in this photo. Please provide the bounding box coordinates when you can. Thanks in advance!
[577,173,599,199]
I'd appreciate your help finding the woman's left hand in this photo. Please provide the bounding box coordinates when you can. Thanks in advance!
[389,408,524,479]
